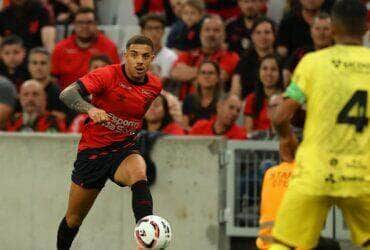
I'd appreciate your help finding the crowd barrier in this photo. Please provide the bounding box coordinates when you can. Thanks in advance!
[0,133,355,249]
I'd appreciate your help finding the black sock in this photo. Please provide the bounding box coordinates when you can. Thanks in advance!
[57,217,79,250]
[131,180,153,223]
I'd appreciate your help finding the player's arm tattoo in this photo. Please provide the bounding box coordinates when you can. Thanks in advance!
[59,82,94,114]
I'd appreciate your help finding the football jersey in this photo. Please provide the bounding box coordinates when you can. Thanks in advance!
[78,64,162,151]
[285,45,370,196]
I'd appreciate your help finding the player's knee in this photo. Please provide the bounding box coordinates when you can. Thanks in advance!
[130,167,147,183]
[66,213,85,228]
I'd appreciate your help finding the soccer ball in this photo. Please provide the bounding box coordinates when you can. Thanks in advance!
[134,215,172,249]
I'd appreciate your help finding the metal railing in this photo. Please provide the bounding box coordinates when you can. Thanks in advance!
[223,140,350,239]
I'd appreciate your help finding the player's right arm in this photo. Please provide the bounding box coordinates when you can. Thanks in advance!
[59,83,110,124]
[271,54,313,161]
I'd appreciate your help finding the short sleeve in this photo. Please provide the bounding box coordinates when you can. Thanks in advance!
[78,67,112,95]
[220,52,239,76]
[174,51,191,66]
[107,45,120,64]
[188,120,207,135]
[0,77,16,107]
[243,93,255,116]
[284,54,313,104]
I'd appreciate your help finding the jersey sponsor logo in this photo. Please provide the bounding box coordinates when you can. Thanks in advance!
[324,173,365,184]
[331,59,370,73]
[102,113,140,135]
[331,59,341,68]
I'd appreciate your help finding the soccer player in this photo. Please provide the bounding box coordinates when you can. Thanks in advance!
[57,35,162,250]
[269,1,370,249]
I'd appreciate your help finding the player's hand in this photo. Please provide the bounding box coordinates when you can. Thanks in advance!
[87,107,110,124]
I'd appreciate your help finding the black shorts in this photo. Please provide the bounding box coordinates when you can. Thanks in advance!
[72,140,141,189]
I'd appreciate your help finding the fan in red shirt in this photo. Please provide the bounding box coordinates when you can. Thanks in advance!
[143,94,185,135]
[189,94,247,139]
[6,79,66,132]
[171,14,239,99]
[244,54,284,134]
[57,35,165,250]
[51,7,120,90]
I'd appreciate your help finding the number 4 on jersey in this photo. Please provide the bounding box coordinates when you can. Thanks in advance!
[337,90,369,132]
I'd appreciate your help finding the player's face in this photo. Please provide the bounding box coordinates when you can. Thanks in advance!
[124,44,154,80]
[197,62,219,89]
[311,18,333,49]
[20,82,46,114]
[300,0,325,11]
[251,22,275,51]
[145,96,165,122]
[74,13,97,42]
[142,20,164,47]
[28,53,50,81]
[200,18,224,50]
[238,0,259,18]
[259,58,280,88]
[89,60,109,72]
[182,5,202,28]
[218,96,242,127]
[0,44,25,70]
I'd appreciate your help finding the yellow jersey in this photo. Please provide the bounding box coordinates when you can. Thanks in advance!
[285,45,370,197]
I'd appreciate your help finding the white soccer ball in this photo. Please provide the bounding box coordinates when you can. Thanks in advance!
[134,215,172,249]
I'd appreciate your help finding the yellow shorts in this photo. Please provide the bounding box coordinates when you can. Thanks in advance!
[272,188,370,249]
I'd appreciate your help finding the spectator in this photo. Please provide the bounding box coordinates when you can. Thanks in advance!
[49,0,95,24]
[6,80,66,132]
[189,94,247,139]
[283,12,333,85]
[134,0,183,25]
[0,35,29,90]
[0,76,16,130]
[166,0,205,52]
[276,0,326,58]
[226,0,261,54]
[204,0,241,20]
[88,54,112,71]
[231,17,277,98]
[168,0,186,24]
[51,7,120,90]
[68,54,111,133]
[140,13,178,82]
[182,60,221,130]
[143,94,185,135]
[171,14,240,98]
[0,0,55,51]
[244,55,284,135]
[28,47,68,119]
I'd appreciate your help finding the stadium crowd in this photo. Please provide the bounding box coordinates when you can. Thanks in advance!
[0,0,369,140]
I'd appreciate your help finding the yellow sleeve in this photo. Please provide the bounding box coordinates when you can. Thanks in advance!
[285,54,314,104]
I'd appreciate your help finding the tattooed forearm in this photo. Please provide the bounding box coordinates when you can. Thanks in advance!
[59,83,94,114]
